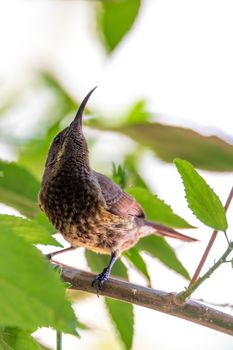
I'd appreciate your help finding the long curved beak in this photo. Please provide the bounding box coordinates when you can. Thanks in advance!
[71,86,97,128]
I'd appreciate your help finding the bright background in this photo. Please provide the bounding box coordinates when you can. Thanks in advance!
[0,0,233,349]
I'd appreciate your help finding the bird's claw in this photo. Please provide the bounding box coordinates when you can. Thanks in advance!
[92,268,109,296]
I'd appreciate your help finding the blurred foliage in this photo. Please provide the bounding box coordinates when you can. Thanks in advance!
[124,247,151,285]
[97,0,141,52]
[137,236,190,280]
[0,223,78,335]
[34,212,56,234]
[127,187,193,228]
[97,122,233,172]
[66,289,93,304]
[0,160,40,218]
[105,298,134,350]
[122,100,152,125]
[0,214,60,246]
[112,163,128,189]
[0,327,41,350]
[111,157,148,189]
[174,159,228,231]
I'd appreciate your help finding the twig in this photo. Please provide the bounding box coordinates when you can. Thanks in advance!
[188,186,233,288]
[196,299,233,309]
[61,266,233,337]
[56,332,62,350]
[224,231,230,245]
[176,243,233,302]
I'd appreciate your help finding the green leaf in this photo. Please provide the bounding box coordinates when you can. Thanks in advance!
[100,122,233,172]
[105,298,134,350]
[123,100,151,125]
[0,224,77,334]
[137,236,190,280]
[98,0,141,52]
[124,247,151,285]
[111,154,148,190]
[123,153,148,189]
[0,215,60,246]
[34,212,56,234]
[0,160,40,218]
[85,250,128,279]
[112,163,128,189]
[174,159,228,231]
[0,327,41,350]
[127,187,193,228]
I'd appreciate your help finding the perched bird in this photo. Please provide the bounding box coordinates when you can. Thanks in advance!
[39,87,196,292]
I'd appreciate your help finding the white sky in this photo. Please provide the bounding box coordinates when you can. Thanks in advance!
[0,1,233,349]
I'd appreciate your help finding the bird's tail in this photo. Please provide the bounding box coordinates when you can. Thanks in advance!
[140,220,197,242]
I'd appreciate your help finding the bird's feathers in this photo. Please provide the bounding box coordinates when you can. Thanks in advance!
[94,171,145,218]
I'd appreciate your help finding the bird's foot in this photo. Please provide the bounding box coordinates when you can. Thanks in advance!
[92,267,110,296]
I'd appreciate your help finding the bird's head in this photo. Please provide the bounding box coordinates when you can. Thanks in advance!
[44,87,97,172]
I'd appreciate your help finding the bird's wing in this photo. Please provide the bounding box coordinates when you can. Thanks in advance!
[94,171,145,218]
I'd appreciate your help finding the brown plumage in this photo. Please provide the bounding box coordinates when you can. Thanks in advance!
[39,87,196,291]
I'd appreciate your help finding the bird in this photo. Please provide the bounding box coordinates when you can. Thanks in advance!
[39,87,196,292]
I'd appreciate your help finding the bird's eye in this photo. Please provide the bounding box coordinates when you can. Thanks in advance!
[54,136,60,144]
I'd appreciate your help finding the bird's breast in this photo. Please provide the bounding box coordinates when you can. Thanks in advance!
[40,179,105,231]
[39,171,140,253]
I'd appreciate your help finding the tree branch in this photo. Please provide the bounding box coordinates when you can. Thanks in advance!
[61,266,233,337]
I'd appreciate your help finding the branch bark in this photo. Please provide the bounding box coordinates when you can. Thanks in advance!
[61,266,233,337]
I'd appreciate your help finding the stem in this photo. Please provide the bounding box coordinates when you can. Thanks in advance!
[188,229,218,288]
[177,243,233,302]
[56,332,62,350]
[196,299,233,308]
[223,231,230,245]
[188,186,233,288]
